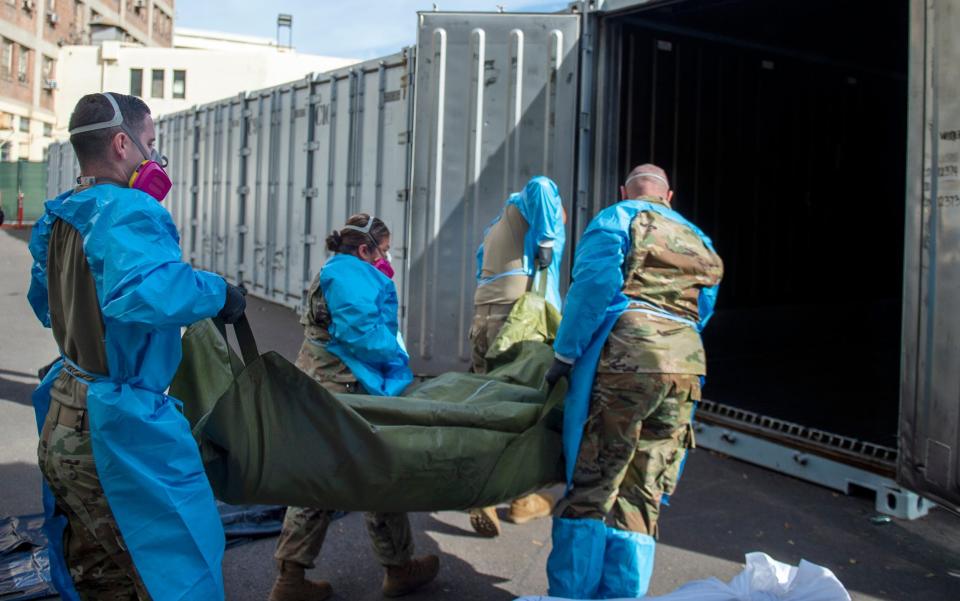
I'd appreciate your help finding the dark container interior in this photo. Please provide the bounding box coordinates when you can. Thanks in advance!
[610,0,909,447]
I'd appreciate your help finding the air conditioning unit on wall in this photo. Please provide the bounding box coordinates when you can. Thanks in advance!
[43,79,57,90]
[22,0,36,12]
[47,11,59,24]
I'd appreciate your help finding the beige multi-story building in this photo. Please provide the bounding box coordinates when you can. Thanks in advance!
[54,31,357,137]
[1,0,174,162]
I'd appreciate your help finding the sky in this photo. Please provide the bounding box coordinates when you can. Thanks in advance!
[174,1,571,60]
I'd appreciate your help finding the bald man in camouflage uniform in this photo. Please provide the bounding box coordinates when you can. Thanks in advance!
[554,164,723,537]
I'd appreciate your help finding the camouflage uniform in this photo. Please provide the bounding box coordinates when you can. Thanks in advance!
[468,304,513,374]
[470,204,531,374]
[274,274,414,568]
[37,217,149,599]
[559,197,723,536]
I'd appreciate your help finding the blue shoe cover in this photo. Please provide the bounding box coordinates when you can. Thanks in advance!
[596,528,656,599]
[546,517,606,598]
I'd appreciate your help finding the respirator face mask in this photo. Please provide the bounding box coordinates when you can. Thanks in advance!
[69,92,172,202]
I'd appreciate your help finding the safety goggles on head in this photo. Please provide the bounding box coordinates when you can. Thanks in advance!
[342,216,383,250]
[341,215,377,236]
[623,171,669,189]
[69,93,172,202]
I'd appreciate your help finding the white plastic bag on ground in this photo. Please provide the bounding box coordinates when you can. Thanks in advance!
[516,552,851,601]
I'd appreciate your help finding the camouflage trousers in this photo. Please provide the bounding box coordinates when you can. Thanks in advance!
[37,394,149,600]
[274,507,413,568]
[558,372,699,537]
[468,303,513,374]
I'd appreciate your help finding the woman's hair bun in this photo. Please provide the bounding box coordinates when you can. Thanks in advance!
[325,230,342,253]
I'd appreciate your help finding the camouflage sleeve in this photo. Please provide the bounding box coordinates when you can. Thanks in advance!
[303,274,324,327]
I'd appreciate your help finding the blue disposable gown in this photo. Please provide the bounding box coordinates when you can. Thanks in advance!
[28,184,228,601]
[547,199,720,600]
[319,253,413,397]
[476,176,566,310]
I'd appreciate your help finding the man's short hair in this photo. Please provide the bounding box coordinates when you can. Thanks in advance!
[69,93,151,167]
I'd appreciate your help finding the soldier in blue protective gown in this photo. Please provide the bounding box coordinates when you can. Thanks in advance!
[29,93,246,601]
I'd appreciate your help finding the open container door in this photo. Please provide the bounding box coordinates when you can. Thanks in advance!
[591,0,943,518]
[406,10,581,375]
[899,0,960,513]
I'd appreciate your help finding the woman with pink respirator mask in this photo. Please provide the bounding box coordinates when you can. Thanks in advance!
[268,213,439,601]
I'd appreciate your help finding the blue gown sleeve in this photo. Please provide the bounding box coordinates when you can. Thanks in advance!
[520,177,565,247]
[553,226,627,362]
[27,213,55,327]
[323,271,404,367]
[95,197,226,328]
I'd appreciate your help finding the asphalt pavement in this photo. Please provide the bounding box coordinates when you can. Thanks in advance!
[2,226,959,601]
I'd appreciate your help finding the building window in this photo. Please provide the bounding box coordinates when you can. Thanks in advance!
[1,39,12,81]
[42,55,54,78]
[17,45,29,84]
[0,142,10,163]
[173,69,185,99]
[130,68,143,96]
[151,68,164,98]
[43,122,52,137]
[19,117,29,133]
[47,0,56,11]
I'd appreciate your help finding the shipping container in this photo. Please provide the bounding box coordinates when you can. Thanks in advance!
[152,51,417,311]
[45,0,959,513]
[579,0,956,514]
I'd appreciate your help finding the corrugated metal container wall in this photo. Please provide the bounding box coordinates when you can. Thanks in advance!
[406,12,581,374]
[45,143,61,198]
[899,0,960,511]
[153,50,414,313]
[200,97,244,279]
[304,53,414,311]
[158,111,201,264]
[45,141,80,199]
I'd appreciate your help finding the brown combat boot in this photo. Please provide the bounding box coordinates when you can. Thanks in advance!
[468,506,501,537]
[268,560,333,601]
[506,493,554,524]
[382,555,440,597]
